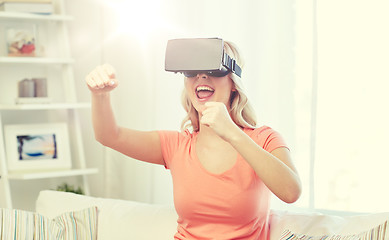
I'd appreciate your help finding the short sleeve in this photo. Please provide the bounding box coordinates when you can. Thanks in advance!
[157,130,181,169]
[249,126,289,153]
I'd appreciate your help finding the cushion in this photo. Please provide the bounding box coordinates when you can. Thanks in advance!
[0,206,97,240]
[270,210,389,240]
[36,190,178,240]
[279,220,388,240]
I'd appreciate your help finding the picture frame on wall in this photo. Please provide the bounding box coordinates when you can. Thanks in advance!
[4,123,72,172]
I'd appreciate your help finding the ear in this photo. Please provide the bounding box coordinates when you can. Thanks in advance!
[229,89,238,102]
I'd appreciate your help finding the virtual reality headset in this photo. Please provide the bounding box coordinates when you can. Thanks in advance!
[165,38,242,78]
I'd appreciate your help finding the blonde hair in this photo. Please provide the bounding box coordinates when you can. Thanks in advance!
[180,40,257,132]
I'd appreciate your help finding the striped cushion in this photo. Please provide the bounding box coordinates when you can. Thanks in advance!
[280,220,388,240]
[0,206,98,240]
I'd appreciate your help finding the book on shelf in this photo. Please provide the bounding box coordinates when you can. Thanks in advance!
[0,0,52,3]
[0,1,53,14]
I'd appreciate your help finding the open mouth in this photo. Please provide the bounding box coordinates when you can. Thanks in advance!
[196,85,215,100]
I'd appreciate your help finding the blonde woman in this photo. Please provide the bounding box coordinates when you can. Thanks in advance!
[86,38,301,240]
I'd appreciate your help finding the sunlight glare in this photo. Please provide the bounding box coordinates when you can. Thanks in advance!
[104,0,164,42]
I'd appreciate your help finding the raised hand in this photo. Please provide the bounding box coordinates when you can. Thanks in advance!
[85,64,118,93]
[200,101,241,141]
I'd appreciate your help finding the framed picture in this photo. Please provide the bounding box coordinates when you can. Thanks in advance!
[6,23,37,57]
[4,123,72,172]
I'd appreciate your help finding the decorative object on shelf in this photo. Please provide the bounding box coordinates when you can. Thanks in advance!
[0,0,53,15]
[6,24,37,57]
[55,182,84,195]
[17,78,34,97]
[4,122,72,172]
[16,77,51,104]
[33,78,47,97]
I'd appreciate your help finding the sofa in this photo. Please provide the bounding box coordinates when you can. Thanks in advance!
[1,190,387,239]
[31,190,389,240]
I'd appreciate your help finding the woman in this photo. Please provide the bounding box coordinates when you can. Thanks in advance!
[85,39,301,240]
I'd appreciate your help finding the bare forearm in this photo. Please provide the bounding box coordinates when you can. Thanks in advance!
[228,128,301,203]
[91,92,119,146]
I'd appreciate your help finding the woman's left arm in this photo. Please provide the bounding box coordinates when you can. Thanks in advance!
[229,133,301,203]
[201,102,302,203]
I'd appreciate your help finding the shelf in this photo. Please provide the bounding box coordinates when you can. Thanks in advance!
[0,102,90,110]
[6,168,98,180]
[0,0,96,210]
[0,12,73,21]
[0,57,74,64]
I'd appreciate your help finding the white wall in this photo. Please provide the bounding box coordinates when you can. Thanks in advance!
[65,0,296,207]
[65,0,105,198]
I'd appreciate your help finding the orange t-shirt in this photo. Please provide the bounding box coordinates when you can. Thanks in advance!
[158,126,288,240]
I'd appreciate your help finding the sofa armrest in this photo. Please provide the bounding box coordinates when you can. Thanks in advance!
[269,209,389,240]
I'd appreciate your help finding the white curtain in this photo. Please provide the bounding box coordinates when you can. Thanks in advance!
[313,0,389,213]
[294,0,389,213]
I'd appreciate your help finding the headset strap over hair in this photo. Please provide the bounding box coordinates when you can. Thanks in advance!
[223,53,242,77]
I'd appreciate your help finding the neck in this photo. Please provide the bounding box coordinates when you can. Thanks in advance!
[197,124,226,145]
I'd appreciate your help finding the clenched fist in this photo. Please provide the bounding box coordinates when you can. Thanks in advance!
[85,64,118,93]
[200,102,241,142]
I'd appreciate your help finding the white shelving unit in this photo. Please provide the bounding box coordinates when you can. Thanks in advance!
[0,0,97,209]
[0,103,90,110]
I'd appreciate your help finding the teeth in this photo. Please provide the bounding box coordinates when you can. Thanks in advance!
[196,86,214,92]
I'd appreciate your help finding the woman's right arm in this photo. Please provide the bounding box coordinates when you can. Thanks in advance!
[85,64,164,165]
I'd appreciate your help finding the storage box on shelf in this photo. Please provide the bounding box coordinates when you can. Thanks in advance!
[0,0,97,210]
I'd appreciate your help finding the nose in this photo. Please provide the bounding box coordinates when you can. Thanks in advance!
[197,73,208,78]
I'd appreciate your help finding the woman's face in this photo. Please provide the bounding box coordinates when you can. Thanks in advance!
[184,73,235,114]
